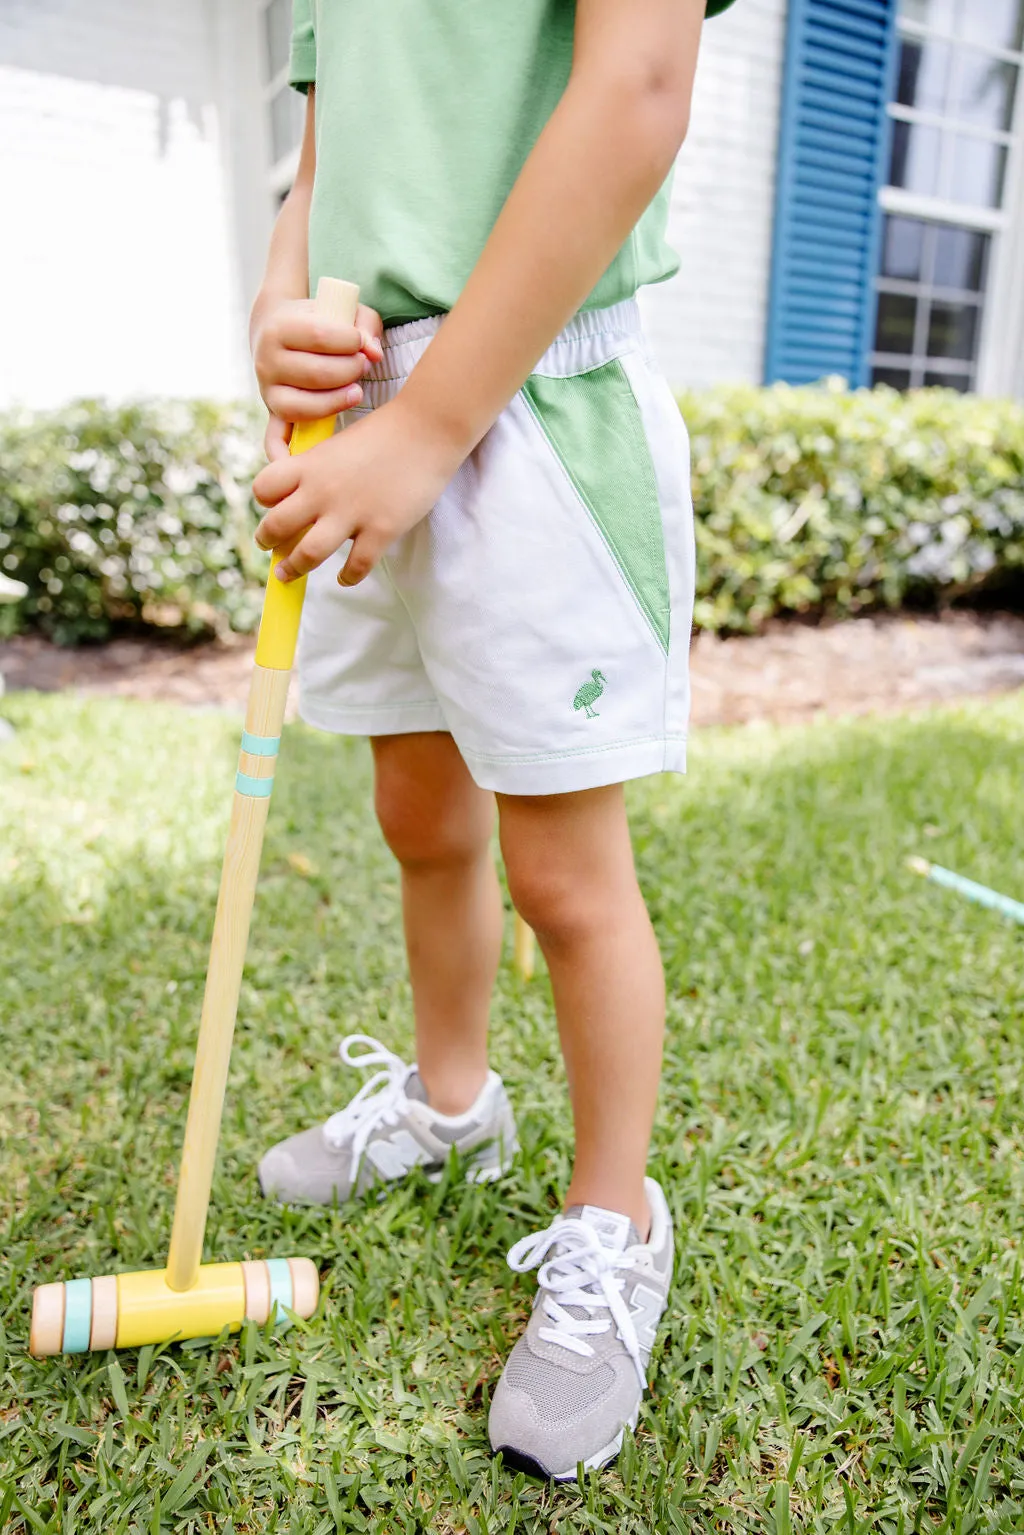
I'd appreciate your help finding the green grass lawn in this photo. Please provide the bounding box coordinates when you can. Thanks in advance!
[1,687,1023,1534]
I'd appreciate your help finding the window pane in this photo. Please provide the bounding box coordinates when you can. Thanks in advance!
[959,0,1024,52]
[901,0,957,31]
[873,366,913,389]
[932,225,988,290]
[953,51,1018,131]
[269,84,303,163]
[889,120,942,195]
[881,215,926,280]
[897,39,951,111]
[927,301,979,359]
[923,370,971,392]
[949,133,1007,206]
[875,292,919,353]
[264,0,291,82]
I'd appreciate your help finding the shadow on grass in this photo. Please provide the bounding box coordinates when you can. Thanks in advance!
[3,700,1021,1270]
[2,694,1023,1532]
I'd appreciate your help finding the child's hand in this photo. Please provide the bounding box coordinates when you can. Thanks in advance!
[252,398,459,588]
[252,297,385,461]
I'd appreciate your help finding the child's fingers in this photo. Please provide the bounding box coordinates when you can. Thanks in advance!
[270,349,367,393]
[280,313,366,357]
[254,493,312,555]
[264,414,291,461]
[253,455,302,515]
[273,521,349,583]
[355,303,385,360]
[337,532,378,587]
[265,383,364,423]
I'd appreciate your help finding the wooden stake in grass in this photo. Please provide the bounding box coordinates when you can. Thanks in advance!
[908,856,1024,927]
[513,913,536,980]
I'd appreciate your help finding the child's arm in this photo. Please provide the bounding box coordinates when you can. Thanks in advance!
[250,89,383,461]
[255,0,704,583]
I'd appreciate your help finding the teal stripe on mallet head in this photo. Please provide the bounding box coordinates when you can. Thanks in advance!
[265,1258,294,1329]
[908,857,1024,927]
[62,1278,93,1353]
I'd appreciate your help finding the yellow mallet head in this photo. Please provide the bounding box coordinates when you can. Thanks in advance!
[29,1258,318,1356]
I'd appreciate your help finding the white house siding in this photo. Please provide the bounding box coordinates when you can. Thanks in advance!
[0,0,268,408]
[640,0,788,389]
[0,0,789,406]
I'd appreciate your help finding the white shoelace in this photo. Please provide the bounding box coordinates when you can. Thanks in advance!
[322,1034,414,1172]
[507,1218,647,1388]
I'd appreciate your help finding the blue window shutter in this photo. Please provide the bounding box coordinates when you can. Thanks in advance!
[765,0,899,386]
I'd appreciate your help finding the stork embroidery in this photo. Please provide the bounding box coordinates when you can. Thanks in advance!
[573,668,606,719]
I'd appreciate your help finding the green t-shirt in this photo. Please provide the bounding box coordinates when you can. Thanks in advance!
[290,1,738,326]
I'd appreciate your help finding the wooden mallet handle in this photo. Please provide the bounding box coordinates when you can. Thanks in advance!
[164,278,359,1294]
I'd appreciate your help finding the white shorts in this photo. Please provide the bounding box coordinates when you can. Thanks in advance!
[298,298,695,795]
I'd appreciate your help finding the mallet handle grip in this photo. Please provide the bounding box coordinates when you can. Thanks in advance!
[165,278,359,1293]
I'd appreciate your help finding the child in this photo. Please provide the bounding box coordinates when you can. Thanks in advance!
[251,0,736,1481]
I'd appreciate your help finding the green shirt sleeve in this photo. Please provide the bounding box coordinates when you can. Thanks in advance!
[289,0,316,92]
[705,0,738,13]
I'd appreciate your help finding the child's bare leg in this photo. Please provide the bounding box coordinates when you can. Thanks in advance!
[372,733,502,1115]
[497,785,663,1236]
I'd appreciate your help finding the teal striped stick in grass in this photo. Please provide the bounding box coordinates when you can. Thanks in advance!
[908,857,1024,927]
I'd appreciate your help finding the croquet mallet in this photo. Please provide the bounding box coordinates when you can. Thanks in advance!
[29,277,361,1357]
[908,856,1024,926]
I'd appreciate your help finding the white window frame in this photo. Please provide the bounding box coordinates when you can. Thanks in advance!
[873,5,1024,395]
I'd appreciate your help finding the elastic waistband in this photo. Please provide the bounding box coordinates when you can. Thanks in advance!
[362,298,643,407]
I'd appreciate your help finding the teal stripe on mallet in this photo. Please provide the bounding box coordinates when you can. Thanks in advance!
[265,1258,294,1329]
[236,771,274,798]
[909,857,1024,926]
[240,730,280,757]
[62,1278,93,1353]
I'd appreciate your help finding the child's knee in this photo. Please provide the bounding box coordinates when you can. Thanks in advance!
[374,763,491,871]
[504,853,598,946]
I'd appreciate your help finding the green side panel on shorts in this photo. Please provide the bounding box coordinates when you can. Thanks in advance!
[522,362,670,654]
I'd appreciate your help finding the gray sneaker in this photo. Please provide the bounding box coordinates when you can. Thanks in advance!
[258,1033,518,1205]
[488,1176,673,1480]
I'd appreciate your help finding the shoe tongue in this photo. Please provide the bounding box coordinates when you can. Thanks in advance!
[564,1204,639,1253]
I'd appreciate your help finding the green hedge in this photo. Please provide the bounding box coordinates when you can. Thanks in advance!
[0,399,265,644]
[682,380,1024,631]
[1,385,1022,644]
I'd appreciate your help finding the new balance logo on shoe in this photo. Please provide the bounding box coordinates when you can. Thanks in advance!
[627,1282,664,1355]
[364,1129,430,1181]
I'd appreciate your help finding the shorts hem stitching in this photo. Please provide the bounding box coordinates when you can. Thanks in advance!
[304,700,440,715]
[299,700,448,736]
[464,732,687,767]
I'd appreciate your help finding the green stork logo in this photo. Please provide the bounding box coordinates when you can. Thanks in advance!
[573,668,606,719]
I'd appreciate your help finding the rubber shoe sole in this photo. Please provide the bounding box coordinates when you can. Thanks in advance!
[493,1408,638,1482]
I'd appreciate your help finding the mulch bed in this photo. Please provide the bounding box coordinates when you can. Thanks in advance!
[2,611,1023,728]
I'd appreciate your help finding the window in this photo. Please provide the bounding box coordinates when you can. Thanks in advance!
[874,214,989,388]
[872,0,1024,389]
[262,0,304,196]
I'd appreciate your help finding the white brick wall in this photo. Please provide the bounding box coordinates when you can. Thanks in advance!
[640,0,788,389]
[0,0,268,407]
[0,0,787,406]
